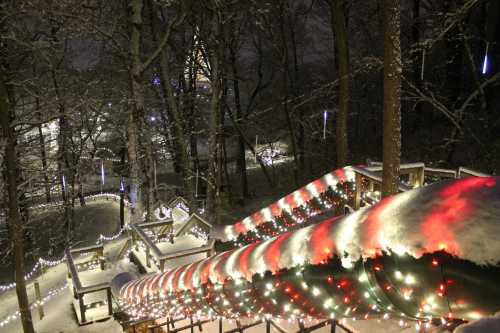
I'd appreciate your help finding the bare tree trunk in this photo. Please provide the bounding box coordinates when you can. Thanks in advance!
[0,73,36,333]
[36,108,51,203]
[33,65,51,204]
[157,47,195,210]
[381,0,401,197]
[142,129,155,221]
[52,69,73,241]
[128,0,146,223]
[152,4,195,210]
[328,0,350,167]
[120,148,126,228]
[288,9,305,178]
[229,47,249,200]
[186,47,199,184]
[205,5,224,224]
[411,0,422,132]
[129,0,187,221]
[278,1,299,187]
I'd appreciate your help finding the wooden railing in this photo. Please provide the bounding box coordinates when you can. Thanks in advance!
[130,223,215,272]
[145,317,354,333]
[66,245,112,324]
[350,162,489,210]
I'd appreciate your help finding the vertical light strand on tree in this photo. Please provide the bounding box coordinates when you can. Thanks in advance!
[420,48,426,80]
[482,42,489,74]
[62,175,66,191]
[255,135,258,162]
[101,160,105,185]
[195,168,199,197]
[323,110,328,140]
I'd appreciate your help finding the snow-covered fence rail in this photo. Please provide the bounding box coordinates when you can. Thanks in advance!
[29,192,130,212]
[65,246,112,324]
[458,167,490,178]
[129,223,215,272]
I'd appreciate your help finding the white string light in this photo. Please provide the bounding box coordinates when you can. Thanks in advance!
[97,224,130,243]
[190,226,209,242]
[0,255,66,293]
[323,110,328,140]
[0,282,69,328]
[101,161,105,186]
[482,42,489,75]
[2,193,131,293]
[30,192,130,211]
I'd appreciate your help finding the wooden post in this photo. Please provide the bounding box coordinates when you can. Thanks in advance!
[409,172,415,187]
[298,319,305,333]
[79,295,86,323]
[133,232,139,251]
[159,259,165,272]
[416,166,425,187]
[266,320,271,333]
[107,287,113,315]
[331,319,336,333]
[354,173,362,209]
[190,316,194,333]
[368,180,374,192]
[34,281,44,320]
[154,160,157,191]
[219,317,223,333]
[98,248,105,270]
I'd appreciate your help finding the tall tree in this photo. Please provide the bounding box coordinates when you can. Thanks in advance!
[326,0,350,167]
[127,0,183,221]
[150,3,194,210]
[227,17,249,200]
[381,0,401,197]
[204,1,224,224]
[128,0,147,223]
[0,72,36,333]
[277,0,300,186]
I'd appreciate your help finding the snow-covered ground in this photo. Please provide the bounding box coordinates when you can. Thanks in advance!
[0,200,130,333]
[0,240,131,333]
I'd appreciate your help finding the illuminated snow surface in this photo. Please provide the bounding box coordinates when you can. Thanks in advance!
[122,177,500,297]
[2,177,500,332]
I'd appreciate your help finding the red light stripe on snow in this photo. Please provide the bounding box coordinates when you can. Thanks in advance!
[172,266,185,291]
[310,216,339,264]
[334,169,346,183]
[214,251,234,283]
[184,261,201,291]
[238,242,260,280]
[265,232,293,273]
[422,177,497,255]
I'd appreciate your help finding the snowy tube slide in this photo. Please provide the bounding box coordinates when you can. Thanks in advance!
[113,177,500,326]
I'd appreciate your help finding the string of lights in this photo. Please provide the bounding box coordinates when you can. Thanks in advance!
[0,282,69,328]
[1,194,135,293]
[0,255,67,293]
[116,177,500,331]
[30,192,130,211]
[224,167,356,242]
[97,225,130,243]
[231,181,356,247]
